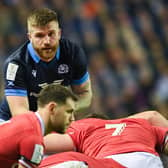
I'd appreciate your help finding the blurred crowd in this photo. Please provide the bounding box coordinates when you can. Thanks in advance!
[1,0,168,119]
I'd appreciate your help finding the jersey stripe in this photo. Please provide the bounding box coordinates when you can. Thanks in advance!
[5,89,27,96]
[72,72,89,85]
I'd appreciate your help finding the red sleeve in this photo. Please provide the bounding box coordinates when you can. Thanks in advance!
[153,126,168,151]
[66,121,88,152]
[19,135,44,167]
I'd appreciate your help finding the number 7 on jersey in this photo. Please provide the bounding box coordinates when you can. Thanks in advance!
[105,123,126,136]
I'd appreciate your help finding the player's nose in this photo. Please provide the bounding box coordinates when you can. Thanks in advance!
[70,113,75,122]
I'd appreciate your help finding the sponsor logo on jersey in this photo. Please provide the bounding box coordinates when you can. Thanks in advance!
[38,82,48,88]
[30,80,64,97]
[31,144,44,164]
[58,64,69,74]
[53,79,64,85]
[7,81,14,86]
[6,63,19,81]
[38,80,64,88]
[29,92,39,97]
[32,69,37,78]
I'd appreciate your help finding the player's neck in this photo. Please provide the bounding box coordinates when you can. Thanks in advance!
[37,109,50,135]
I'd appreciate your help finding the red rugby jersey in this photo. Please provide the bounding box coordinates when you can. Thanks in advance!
[0,112,44,168]
[67,118,168,158]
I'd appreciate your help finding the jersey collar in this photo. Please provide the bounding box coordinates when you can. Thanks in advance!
[27,42,60,63]
[35,112,45,136]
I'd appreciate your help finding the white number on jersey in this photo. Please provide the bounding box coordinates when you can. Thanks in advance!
[105,123,126,136]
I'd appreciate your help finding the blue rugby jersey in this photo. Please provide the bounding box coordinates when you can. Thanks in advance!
[0,38,89,120]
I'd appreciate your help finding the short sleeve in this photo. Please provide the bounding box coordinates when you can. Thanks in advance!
[152,126,168,152]
[19,135,44,167]
[71,44,89,85]
[4,61,28,96]
[66,121,87,152]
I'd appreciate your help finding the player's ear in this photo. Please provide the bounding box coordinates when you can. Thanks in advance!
[27,32,32,42]
[27,32,30,39]
[48,102,57,115]
[58,28,62,39]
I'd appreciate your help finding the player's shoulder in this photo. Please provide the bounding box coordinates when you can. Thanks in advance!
[60,38,79,47]
[5,41,30,65]
[12,112,37,126]
[59,38,82,53]
[59,38,86,63]
[70,118,105,128]
[76,118,103,123]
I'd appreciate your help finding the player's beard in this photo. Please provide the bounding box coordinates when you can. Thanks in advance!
[55,125,66,133]
[46,122,66,134]
[35,45,57,62]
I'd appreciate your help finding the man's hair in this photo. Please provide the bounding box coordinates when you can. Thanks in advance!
[84,112,109,120]
[37,84,78,107]
[27,8,58,29]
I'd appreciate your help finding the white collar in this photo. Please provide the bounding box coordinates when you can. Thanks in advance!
[35,112,45,135]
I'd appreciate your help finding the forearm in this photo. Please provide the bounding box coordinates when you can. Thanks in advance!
[44,133,74,154]
[76,89,92,111]
[7,96,29,117]
[76,82,92,111]
[72,79,92,112]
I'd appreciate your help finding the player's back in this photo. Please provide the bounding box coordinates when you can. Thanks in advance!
[67,118,165,158]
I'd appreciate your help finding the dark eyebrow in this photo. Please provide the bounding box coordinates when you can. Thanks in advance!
[67,109,74,113]
[34,32,45,37]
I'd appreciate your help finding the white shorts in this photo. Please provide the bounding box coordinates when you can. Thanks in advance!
[105,152,164,168]
[48,161,88,168]
[0,119,5,123]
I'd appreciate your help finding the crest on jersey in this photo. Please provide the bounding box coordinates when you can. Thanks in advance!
[58,64,69,74]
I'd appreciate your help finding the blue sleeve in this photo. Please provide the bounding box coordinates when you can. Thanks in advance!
[71,44,89,85]
[3,61,27,97]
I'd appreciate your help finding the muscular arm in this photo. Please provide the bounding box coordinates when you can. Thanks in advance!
[6,96,29,117]
[4,61,29,117]
[44,133,74,154]
[128,111,168,127]
[71,79,92,112]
